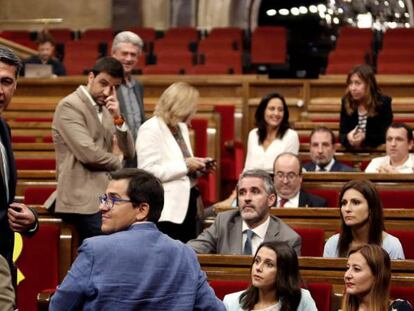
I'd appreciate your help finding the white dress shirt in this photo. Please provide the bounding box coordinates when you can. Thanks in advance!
[241,217,270,255]
[276,191,300,208]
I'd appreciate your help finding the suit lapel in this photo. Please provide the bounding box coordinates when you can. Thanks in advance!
[132,83,145,122]
[229,215,243,254]
[298,190,306,207]
[264,216,280,242]
[157,118,184,158]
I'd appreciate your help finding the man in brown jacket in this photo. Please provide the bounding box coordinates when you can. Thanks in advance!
[52,57,135,243]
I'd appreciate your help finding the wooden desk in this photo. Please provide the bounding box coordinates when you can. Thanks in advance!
[213,207,414,240]
[198,254,414,294]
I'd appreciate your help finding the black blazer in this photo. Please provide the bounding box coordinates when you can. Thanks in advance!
[339,95,393,149]
[0,118,17,272]
[303,159,356,172]
[298,190,327,207]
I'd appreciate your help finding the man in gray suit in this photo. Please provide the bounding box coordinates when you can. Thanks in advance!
[187,169,301,255]
[112,31,145,167]
[52,57,135,243]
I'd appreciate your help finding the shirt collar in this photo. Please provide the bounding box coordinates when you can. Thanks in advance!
[242,216,270,240]
[317,158,335,171]
[277,191,300,208]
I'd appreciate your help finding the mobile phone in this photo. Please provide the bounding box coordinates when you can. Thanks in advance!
[205,159,216,168]
[10,205,22,212]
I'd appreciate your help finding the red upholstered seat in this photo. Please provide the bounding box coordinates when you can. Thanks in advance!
[251,27,287,65]
[16,224,60,311]
[305,188,338,207]
[24,187,56,205]
[387,230,414,259]
[15,158,55,170]
[142,64,184,75]
[190,118,217,205]
[188,64,234,75]
[156,51,195,71]
[390,286,414,306]
[81,28,114,41]
[12,136,37,143]
[213,105,244,194]
[293,227,325,257]
[379,190,414,209]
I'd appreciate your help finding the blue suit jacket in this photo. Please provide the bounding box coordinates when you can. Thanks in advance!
[50,223,225,311]
[303,159,356,172]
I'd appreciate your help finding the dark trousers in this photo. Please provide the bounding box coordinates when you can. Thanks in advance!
[60,212,103,245]
[157,187,199,243]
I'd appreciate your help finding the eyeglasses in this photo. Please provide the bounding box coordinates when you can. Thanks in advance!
[274,171,299,181]
[99,194,132,210]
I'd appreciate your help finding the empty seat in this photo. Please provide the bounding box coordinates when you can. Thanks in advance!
[153,39,193,54]
[0,30,32,40]
[208,27,243,49]
[15,158,55,170]
[24,187,56,205]
[47,28,73,42]
[142,64,184,75]
[387,230,414,259]
[81,28,114,42]
[200,50,242,74]
[156,51,195,71]
[191,118,217,205]
[251,26,287,65]
[188,64,234,74]
[16,225,61,311]
[198,38,238,53]
[293,227,325,257]
[163,27,199,42]
[379,190,414,209]
[64,41,101,75]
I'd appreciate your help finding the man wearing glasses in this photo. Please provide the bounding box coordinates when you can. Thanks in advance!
[50,168,225,310]
[273,152,327,207]
[188,169,301,256]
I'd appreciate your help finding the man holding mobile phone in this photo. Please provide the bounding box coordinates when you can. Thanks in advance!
[0,46,39,289]
[52,57,135,244]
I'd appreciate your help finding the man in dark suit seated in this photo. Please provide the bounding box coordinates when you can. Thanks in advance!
[50,168,225,311]
[274,152,327,207]
[303,127,356,172]
[187,169,301,255]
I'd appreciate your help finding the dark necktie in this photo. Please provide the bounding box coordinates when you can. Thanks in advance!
[243,230,254,255]
[319,166,327,172]
[279,198,288,207]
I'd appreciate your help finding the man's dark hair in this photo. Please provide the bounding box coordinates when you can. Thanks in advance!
[109,168,164,222]
[36,31,56,46]
[0,45,22,78]
[387,122,413,142]
[310,126,336,145]
[91,56,124,80]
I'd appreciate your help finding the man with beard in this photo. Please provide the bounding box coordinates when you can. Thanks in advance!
[52,57,135,243]
[187,169,301,255]
[303,127,355,172]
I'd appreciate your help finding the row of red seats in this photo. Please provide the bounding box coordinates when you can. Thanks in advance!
[16,224,414,310]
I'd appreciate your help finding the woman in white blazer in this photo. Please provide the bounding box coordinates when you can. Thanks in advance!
[136,82,213,242]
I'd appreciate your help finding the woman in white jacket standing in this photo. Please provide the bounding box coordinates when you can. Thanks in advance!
[136,82,213,242]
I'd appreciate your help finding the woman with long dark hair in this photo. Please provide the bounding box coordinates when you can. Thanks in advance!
[244,93,299,174]
[323,179,404,259]
[339,64,393,149]
[223,241,317,310]
[343,244,413,311]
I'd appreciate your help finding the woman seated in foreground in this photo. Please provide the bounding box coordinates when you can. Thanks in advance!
[323,179,405,260]
[343,244,413,311]
[223,241,317,311]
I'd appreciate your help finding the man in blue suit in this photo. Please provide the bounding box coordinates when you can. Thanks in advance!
[50,168,225,311]
[303,127,356,172]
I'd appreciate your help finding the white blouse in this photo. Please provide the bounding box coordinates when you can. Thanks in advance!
[244,128,299,174]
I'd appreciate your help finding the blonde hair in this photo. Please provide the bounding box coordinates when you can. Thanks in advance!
[154,82,199,126]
